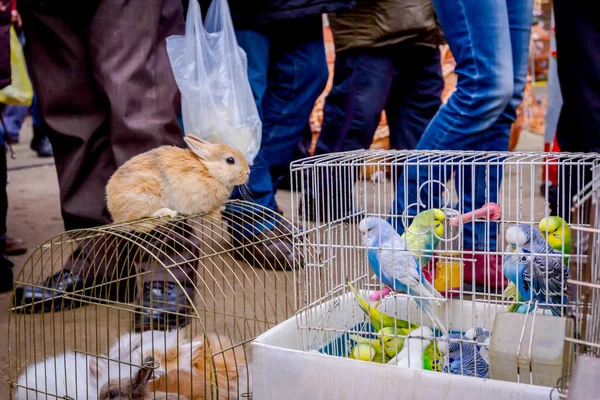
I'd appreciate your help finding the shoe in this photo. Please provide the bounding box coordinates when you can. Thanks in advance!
[5,235,27,256]
[30,135,53,158]
[0,255,14,293]
[11,269,91,313]
[134,281,194,331]
[298,170,356,223]
[462,250,507,294]
[233,222,303,271]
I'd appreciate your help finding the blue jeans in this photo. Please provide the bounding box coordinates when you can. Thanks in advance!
[228,21,328,238]
[0,105,30,144]
[391,0,534,251]
[316,44,442,154]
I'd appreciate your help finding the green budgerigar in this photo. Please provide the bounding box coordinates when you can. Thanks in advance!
[539,216,571,264]
[347,281,419,332]
[348,335,388,363]
[402,209,446,267]
[423,340,443,371]
[367,209,445,302]
[503,216,572,312]
[378,326,409,359]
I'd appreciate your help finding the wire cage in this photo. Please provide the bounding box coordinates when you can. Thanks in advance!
[8,200,305,400]
[283,150,600,396]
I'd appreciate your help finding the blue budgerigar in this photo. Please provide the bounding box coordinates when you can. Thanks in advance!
[503,223,570,317]
[438,327,491,378]
[359,217,447,335]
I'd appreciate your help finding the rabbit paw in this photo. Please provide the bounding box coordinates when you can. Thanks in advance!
[151,208,179,219]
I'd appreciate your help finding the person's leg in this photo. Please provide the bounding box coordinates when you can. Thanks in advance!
[458,0,533,292]
[391,0,514,237]
[316,49,394,154]
[13,2,125,313]
[29,94,53,158]
[386,45,443,151]
[89,0,199,330]
[552,0,600,228]
[226,29,279,232]
[263,19,329,191]
[302,48,395,222]
[228,22,326,270]
[19,2,113,231]
[0,105,29,144]
[0,138,13,293]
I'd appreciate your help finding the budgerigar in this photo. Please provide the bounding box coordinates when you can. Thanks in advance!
[539,216,572,264]
[370,209,445,301]
[438,327,491,378]
[402,209,446,267]
[378,326,409,359]
[349,335,388,363]
[388,326,434,369]
[359,216,447,335]
[503,223,570,317]
[423,341,443,372]
[347,281,418,332]
[504,216,572,312]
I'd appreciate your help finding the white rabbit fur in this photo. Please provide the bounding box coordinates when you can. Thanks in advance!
[15,330,179,400]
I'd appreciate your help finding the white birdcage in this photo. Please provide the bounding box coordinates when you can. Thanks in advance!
[251,150,600,400]
[8,201,305,400]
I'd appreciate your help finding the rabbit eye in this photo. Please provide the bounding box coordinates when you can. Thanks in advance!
[226,157,235,165]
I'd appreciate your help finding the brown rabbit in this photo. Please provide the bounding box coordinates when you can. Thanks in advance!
[147,333,247,400]
[106,134,250,232]
[98,356,189,400]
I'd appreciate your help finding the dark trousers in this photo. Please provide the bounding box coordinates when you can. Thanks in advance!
[0,146,6,252]
[552,1,600,222]
[19,0,199,284]
[228,18,329,236]
[315,44,443,155]
[302,44,443,221]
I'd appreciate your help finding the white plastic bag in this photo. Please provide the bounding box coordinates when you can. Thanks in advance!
[166,0,261,164]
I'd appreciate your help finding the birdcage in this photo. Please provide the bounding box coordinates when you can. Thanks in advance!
[8,200,305,400]
[251,150,600,400]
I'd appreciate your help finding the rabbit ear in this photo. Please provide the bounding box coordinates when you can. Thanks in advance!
[184,135,212,160]
[89,357,107,380]
[132,358,155,396]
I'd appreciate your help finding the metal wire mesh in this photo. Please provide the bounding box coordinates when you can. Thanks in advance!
[8,200,305,399]
[289,149,600,389]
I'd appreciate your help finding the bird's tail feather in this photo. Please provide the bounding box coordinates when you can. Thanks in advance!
[416,298,448,336]
[422,279,446,301]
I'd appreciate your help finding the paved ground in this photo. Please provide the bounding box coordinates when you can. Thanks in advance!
[0,118,545,399]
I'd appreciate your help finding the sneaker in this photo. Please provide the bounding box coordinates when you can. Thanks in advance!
[232,221,303,271]
[30,134,53,158]
[5,235,27,256]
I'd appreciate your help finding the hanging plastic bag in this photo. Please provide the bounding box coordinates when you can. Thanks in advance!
[0,26,33,106]
[166,0,261,165]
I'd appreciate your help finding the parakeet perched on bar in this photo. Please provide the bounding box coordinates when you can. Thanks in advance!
[402,209,446,267]
[503,223,570,317]
[370,209,445,302]
[347,281,418,332]
[504,216,572,312]
[539,216,571,264]
[359,216,447,335]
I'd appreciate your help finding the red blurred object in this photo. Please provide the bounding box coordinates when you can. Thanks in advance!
[543,137,561,186]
